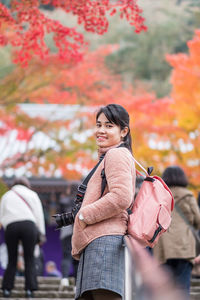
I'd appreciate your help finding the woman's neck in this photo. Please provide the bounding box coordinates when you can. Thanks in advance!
[98,142,123,157]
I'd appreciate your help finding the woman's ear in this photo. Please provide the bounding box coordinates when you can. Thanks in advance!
[121,127,129,139]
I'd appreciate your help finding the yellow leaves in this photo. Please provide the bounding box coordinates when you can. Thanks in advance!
[175,103,200,132]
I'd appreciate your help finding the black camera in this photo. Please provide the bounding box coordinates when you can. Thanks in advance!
[53,202,81,229]
[53,184,86,229]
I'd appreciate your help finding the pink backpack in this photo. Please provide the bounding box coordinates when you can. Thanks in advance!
[127,158,174,248]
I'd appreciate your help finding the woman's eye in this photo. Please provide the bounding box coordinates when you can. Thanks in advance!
[96,124,101,128]
[106,125,113,128]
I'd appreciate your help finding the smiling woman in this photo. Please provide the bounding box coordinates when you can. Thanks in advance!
[95,105,132,151]
[71,104,136,300]
[95,112,128,149]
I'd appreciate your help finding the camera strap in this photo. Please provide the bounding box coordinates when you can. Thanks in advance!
[76,143,126,203]
[76,153,106,202]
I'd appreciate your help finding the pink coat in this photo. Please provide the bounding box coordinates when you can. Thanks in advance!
[72,145,136,260]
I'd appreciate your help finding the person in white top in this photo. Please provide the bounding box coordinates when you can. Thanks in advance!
[0,176,46,298]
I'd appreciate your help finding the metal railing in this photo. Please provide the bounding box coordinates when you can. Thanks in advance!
[124,236,188,300]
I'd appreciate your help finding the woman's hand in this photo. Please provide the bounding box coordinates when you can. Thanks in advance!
[194,255,200,265]
[78,213,87,229]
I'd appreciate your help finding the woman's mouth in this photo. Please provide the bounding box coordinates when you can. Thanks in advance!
[97,136,107,141]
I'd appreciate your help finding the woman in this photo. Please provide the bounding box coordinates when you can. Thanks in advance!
[154,166,200,296]
[72,104,136,300]
[0,176,46,298]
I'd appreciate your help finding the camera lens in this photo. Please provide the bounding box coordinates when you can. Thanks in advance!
[53,212,74,229]
[61,212,74,226]
[53,214,64,228]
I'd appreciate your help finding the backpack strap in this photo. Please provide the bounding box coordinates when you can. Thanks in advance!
[99,146,155,217]
[100,158,133,215]
[132,157,153,177]
[119,143,153,177]
[100,145,153,197]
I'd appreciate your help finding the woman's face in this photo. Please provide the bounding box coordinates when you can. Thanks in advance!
[95,113,128,148]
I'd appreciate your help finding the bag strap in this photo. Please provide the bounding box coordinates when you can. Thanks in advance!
[12,189,33,213]
[100,144,153,197]
[120,143,153,177]
[132,157,149,177]
[175,203,200,246]
[76,153,106,203]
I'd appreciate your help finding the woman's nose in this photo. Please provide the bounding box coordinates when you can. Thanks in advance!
[98,126,106,133]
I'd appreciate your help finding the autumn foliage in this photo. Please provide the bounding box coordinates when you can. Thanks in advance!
[1,29,200,189]
[165,29,200,188]
[0,0,147,66]
[0,44,173,180]
[0,1,200,190]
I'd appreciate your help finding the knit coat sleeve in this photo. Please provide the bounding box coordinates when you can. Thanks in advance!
[80,148,135,225]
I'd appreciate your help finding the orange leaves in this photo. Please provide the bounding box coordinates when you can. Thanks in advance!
[1,31,200,188]
[164,30,200,188]
[166,30,200,132]
[0,41,176,180]
[0,44,164,179]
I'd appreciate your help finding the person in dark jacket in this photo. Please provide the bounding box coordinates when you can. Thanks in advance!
[154,166,200,297]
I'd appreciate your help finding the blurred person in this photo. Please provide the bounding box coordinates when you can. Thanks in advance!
[45,261,61,277]
[59,186,74,213]
[15,243,45,277]
[192,254,200,278]
[34,245,45,276]
[197,192,200,208]
[48,193,57,224]
[135,176,144,199]
[0,242,8,271]
[59,187,78,289]
[59,226,79,290]
[0,176,46,298]
[71,104,136,300]
[16,243,25,277]
[197,192,200,248]
[154,166,200,297]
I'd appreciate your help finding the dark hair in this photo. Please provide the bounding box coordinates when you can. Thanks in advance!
[12,176,31,189]
[96,104,132,152]
[162,166,188,187]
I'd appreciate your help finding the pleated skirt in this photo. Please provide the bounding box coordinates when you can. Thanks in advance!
[75,235,125,299]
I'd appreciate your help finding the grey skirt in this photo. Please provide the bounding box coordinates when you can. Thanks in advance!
[75,235,125,299]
